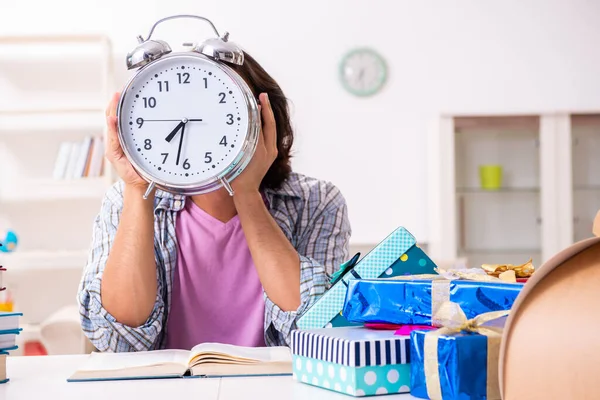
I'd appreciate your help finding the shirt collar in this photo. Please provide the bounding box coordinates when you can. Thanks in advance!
[153,179,301,212]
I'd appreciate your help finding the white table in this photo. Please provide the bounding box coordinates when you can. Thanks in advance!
[0,355,417,399]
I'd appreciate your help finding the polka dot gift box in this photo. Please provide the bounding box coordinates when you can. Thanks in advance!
[297,227,437,330]
[291,327,411,397]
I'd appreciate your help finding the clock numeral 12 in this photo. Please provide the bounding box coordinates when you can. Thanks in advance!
[177,72,190,84]
[157,81,169,92]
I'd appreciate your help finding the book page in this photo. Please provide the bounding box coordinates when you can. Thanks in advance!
[79,349,190,372]
[188,343,291,366]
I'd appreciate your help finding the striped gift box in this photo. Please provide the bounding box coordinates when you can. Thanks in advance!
[291,327,411,397]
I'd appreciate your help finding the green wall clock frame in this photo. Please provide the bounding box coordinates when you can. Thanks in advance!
[339,47,388,97]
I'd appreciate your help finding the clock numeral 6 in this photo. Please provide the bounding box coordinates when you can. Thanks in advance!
[218,92,227,104]
[177,72,190,84]
[183,159,191,170]
[143,97,156,108]
[144,139,152,150]
[204,152,213,163]
[226,114,234,125]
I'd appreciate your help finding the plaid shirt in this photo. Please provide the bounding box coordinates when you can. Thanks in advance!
[78,172,351,352]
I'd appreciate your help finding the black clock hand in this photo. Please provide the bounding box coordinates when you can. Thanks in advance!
[165,121,184,143]
[176,122,186,166]
[145,119,203,122]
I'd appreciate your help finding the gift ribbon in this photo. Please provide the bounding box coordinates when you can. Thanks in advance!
[329,252,361,286]
[424,301,509,400]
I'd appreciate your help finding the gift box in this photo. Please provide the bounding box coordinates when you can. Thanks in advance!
[297,227,437,330]
[410,302,508,400]
[291,327,412,397]
[342,278,522,326]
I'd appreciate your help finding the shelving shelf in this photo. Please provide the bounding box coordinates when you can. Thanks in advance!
[0,250,89,270]
[0,110,105,134]
[0,34,115,339]
[0,177,110,202]
[430,112,600,267]
[456,187,540,194]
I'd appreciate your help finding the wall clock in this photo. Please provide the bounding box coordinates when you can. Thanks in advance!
[339,48,387,97]
[117,14,260,199]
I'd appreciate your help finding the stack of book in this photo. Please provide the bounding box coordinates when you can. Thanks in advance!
[52,136,105,180]
[0,255,23,384]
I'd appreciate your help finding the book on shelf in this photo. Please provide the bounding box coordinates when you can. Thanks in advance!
[0,351,7,384]
[68,342,293,382]
[52,136,105,180]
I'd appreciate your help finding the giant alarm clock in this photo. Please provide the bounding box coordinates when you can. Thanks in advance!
[117,15,260,198]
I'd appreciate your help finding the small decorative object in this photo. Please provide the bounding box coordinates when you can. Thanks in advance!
[410,302,508,399]
[481,259,534,279]
[297,227,438,330]
[342,277,522,326]
[499,210,600,399]
[339,48,387,97]
[117,15,260,199]
[291,327,411,396]
[0,231,18,253]
[479,164,503,190]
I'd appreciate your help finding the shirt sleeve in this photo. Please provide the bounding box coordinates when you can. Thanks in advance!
[264,182,351,346]
[77,181,165,352]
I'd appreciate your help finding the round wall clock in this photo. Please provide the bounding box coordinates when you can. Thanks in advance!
[339,48,387,97]
[117,15,260,199]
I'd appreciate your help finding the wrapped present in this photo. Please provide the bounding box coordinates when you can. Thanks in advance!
[342,277,522,326]
[410,302,508,400]
[297,227,437,330]
[291,327,411,397]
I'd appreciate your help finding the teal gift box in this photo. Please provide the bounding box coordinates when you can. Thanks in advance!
[291,327,411,397]
[297,227,437,330]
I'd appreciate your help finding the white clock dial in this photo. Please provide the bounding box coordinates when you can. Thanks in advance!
[118,54,253,188]
[340,48,387,97]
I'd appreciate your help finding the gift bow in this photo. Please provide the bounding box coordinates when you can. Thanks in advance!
[424,301,509,400]
[329,252,361,286]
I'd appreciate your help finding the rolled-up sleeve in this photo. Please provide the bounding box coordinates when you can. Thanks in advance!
[265,182,351,346]
[77,182,165,352]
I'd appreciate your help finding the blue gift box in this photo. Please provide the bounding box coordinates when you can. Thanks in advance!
[297,227,437,330]
[409,316,507,400]
[342,279,522,326]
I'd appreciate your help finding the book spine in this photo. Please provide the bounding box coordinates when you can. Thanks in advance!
[52,142,72,180]
[64,142,81,180]
[73,137,92,179]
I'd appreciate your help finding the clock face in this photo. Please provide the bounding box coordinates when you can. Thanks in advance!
[339,48,387,97]
[118,53,258,191]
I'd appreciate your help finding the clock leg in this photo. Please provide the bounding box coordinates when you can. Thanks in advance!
[142,181,156,200]
[220,178,234,197]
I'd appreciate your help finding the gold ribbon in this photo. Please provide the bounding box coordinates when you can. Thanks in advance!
[481,258,535,278]
[424,302,509,400]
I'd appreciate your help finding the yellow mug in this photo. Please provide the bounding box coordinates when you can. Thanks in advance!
[479,165,503,190]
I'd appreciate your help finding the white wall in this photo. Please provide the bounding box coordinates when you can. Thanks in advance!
[2,0,600,244]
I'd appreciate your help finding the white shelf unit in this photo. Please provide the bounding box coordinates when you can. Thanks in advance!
[428,113,599,270]
[0,35,115,327]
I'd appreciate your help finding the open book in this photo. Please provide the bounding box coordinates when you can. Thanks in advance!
[68,342,292,382]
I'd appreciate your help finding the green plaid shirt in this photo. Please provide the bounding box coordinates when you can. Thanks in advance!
[78,172,351,351]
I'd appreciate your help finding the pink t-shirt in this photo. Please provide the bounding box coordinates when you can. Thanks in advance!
[164,199,266,350]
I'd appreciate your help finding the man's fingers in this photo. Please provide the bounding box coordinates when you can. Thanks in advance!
[106,92,120,118]
[259,93,277,154]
